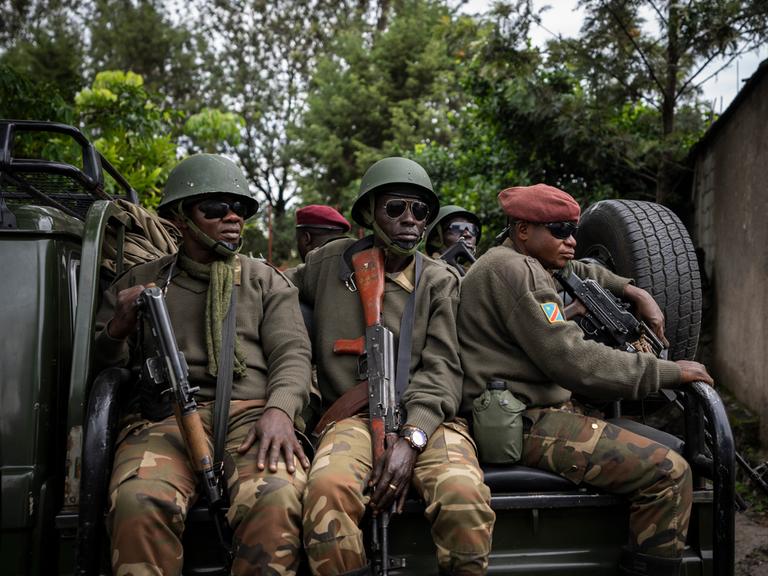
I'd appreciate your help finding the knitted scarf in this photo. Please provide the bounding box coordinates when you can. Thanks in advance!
[178,251,248,378]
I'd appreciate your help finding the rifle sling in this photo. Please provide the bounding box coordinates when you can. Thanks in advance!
[213,286,237,475]
[395,253,422,404]
[312,253,423,438]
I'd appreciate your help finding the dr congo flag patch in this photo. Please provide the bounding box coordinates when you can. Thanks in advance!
[541,302,565,323]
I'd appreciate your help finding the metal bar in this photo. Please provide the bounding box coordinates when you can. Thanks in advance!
[1,172,82,219]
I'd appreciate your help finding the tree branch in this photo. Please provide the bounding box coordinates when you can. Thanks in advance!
[605,3,667,95]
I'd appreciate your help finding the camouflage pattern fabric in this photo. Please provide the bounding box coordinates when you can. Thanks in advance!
[108,400,306,576]
[303,416,495,575]
[522,405,692,557]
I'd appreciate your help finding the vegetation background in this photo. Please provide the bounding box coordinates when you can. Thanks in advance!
[1,0,766,264]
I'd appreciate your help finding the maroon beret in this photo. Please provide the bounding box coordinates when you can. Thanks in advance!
[296,205,351,231]
[498,184,581,222]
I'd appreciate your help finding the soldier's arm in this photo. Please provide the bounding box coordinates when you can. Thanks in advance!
[503,268,681,401]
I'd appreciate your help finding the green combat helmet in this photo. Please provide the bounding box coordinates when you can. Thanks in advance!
[425,205,482,255]
[158,154,258,256]
[351,157,440,257]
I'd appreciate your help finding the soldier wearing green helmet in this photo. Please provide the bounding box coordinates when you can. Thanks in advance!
[424,205,482,276]
[292,157,494,575]
[94,154,312,576]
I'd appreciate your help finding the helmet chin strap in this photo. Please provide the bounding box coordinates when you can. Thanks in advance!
[176,204,242,258]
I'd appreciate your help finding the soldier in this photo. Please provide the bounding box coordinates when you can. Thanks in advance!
[424,204,481,258]
[95,154,312,576]
[295,204,351,262]
[292,157,495,576]
[458,184,714,576]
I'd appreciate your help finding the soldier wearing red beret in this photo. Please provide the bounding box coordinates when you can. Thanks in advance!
[459,184,713,576]
[295,205,351,262]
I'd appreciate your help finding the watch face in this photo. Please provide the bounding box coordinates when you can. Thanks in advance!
[411,428,427,448]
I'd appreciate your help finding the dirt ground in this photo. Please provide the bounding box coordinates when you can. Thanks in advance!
[735,510,768,576]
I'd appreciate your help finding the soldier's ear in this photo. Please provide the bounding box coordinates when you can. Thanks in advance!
[516,221,530,241]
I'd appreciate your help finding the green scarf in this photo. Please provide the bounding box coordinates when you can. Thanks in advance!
[178,251,248,379]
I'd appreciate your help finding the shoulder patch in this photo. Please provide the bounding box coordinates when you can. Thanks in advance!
[540,302,565,323]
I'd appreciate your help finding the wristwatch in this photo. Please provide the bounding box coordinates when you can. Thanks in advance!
[399,426,428,452]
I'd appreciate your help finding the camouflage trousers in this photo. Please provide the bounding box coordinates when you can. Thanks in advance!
[303,416,495,576]
[522,406,693,557]
[108,400,306,576]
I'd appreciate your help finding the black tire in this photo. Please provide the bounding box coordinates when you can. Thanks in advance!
[575,199,702,360]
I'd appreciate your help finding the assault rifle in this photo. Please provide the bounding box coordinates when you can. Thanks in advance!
[333,247,403,575]
[137,287,232,563]
[553,268,666,358]
[554,269,768,500]
[439,238,476,277]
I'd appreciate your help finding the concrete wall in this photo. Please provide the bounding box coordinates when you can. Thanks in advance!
[691,71,768,444]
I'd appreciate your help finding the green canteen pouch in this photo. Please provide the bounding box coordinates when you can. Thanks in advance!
[472,388,526,464]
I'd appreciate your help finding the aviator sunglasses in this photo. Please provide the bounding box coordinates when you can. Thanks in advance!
[541,221,578,240]
[196,199,251,220]
[445,222,480,237]
[383,198,430,222]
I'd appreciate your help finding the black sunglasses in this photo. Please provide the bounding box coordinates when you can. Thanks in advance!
[196,199,250,220]
[383,198,430,222]
[541,221,578,240]
[445,222,480,237]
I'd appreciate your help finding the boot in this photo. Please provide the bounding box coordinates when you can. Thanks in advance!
[619,547,683,576]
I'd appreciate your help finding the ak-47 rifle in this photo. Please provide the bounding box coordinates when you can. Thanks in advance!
[439,238,476,277]
[137,287,232,563]
[554,269,768,500]
[553,268,666,358]
[333,247,403,576]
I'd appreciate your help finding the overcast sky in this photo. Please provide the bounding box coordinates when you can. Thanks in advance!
[462,0,765,114]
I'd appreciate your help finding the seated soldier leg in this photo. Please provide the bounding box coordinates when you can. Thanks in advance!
[412,421,495,576]
[223,403,308,576]
[108,417,198,576]
[302,416,373,576]
[522,408,692,571]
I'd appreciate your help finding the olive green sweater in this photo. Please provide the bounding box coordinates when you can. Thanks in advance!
[291,237,463,438]
[458,240,682,413]
[94,254,312,420]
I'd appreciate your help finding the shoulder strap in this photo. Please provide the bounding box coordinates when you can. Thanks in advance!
[395,253,423,402]
[213,286,237,471]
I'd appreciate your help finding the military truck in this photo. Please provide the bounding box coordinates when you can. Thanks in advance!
[0,120,735,575]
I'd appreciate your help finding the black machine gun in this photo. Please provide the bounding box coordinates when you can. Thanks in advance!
[554,269,768,500]
[439,238,477,277]
[137,286,232,561]
[554,268,666,358]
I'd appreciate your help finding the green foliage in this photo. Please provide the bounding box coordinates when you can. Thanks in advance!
[0,64,73,122]
[75,70,179,208]
[0,10,84,101]
[88,0,204,106]
[294,0,479,213]
[184,108,245,153]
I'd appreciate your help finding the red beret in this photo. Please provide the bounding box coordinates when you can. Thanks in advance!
[498,184,581,222]
[296,205,351,231]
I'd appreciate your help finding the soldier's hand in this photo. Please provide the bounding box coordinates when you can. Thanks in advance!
[369,438,418,515]
[107,283,154,340]
[623,284,669,347]
[672,360,714,387]
[237,407,310,474]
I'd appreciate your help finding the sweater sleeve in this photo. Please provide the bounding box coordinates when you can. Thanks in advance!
[260,273,313,419]
[401,271,463,438]
[499,268,680,400]
[93,274,134,373]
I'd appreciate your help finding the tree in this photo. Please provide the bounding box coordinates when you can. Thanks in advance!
[294,0,479,211]
[75,70,180,207]
[87,0,205,107]
[572,0,768,203]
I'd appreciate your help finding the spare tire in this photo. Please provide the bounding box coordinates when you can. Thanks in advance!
[575,199,701,360]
